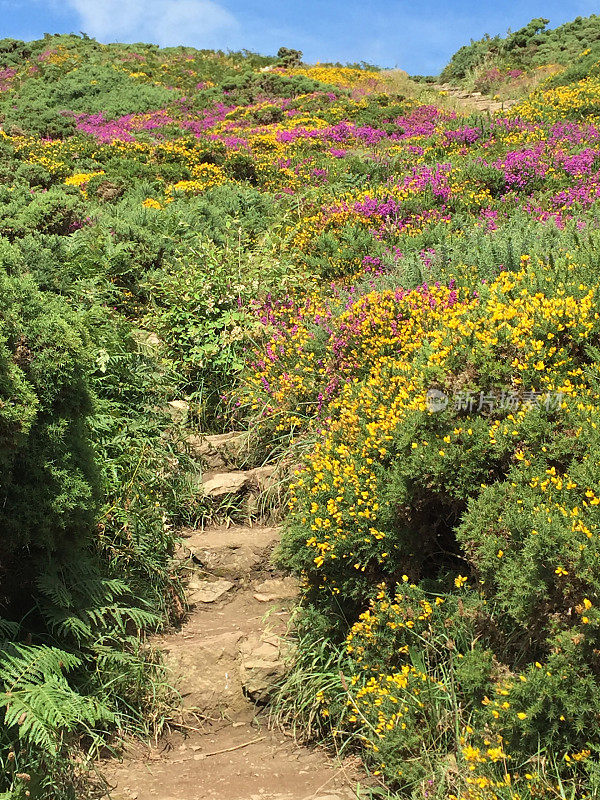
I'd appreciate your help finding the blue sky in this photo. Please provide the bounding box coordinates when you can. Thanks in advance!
[2,1,600,74]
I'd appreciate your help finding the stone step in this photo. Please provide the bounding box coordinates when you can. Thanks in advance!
[200,466,277,499]
[167,399,190,425]
[253,577,298,603]
[179,524,281,581]
[185,430,248,469]
[187,577,235,604]
[239,631,294,705]
[161,628,252,720]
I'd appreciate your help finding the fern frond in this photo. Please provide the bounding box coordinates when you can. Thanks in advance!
[37,564,130,611]
[0,618,19,639]
[0,643,80,692]
[0,643,113,754]
[1,675,113,754]
[36,556,159,644]
[42,601,160,643]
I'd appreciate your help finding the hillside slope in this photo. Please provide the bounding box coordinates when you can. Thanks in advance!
[440,14,600,97]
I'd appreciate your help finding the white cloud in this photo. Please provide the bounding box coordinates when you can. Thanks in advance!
[66,0,238,47]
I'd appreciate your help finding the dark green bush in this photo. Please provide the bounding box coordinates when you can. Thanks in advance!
[0,271,96,562]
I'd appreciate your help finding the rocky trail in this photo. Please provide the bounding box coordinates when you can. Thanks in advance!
[100,432,364,800]
[431,83,518,114]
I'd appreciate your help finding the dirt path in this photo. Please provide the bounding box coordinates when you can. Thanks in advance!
[100,444,364,800]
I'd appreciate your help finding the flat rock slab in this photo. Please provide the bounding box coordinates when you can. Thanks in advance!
[188,578,234,603]
[202,471,250,497]
[201,467,278,498]
[167,399,190,425]
[253,577,298,603]
[248,465,278,492]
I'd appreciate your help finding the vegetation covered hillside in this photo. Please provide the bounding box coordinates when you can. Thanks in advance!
[2,25,600,800]
[439,14,600,97]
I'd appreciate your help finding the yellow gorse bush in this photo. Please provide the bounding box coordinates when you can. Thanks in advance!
[166,163,227,196]
[283,65,382,89]
[263,265,594,586]
[512,71,600,122]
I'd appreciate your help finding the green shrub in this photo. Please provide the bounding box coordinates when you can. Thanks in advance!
[0,186,84,241]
